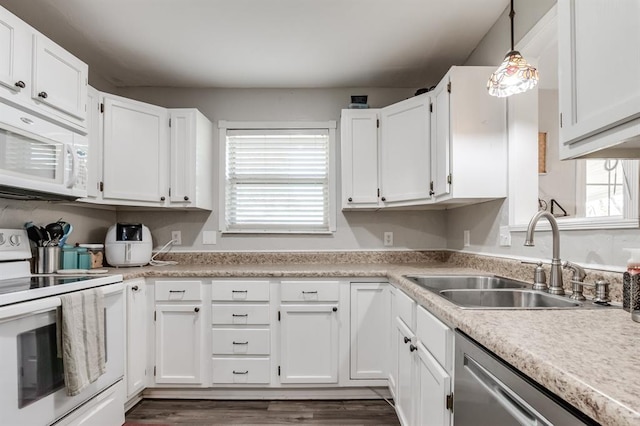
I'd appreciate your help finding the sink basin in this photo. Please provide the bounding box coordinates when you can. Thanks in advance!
[439,289,582,309]
[404,275,528,291]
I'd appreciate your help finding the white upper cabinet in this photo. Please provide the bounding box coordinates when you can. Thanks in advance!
[430,66,507,204]
[558,0,640,159]
[380,94,432,206]
[169,109,214,210]
[102,94,169,205]
[32,34,88,121]
[0,6,88,132]
[340,109,381,209]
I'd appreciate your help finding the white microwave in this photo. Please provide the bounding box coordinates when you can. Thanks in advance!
[0,101,88,200]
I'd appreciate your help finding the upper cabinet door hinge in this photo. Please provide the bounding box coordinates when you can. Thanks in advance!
[100,103,104,113]
[278,366,281,376]
[447,81,452,93]
[278,311,281,321]
[447,174,452,185]
[429,103,433,113]
[169,118,172,127]
[154,310,156,321]
[446,393,454,412]
[377,188,380,197]
[168,187,172,196]
[99,181,104,192]
[376,118,379,128]
[560,113,563,128]
[154,366,157,376]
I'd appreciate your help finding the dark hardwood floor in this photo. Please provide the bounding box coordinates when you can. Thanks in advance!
[125,399,400,425]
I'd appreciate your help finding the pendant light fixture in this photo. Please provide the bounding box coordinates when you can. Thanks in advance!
[487,0,538,97]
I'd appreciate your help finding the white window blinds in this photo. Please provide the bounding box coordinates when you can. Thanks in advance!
[224,129,331,233]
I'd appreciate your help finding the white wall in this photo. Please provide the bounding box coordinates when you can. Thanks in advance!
[114,87,448,251]
[455,0,640,270]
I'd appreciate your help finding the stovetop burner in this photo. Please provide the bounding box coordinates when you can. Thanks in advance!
[0,275,94,295]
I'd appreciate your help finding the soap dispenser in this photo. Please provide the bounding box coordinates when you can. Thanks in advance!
[623,248,640,318]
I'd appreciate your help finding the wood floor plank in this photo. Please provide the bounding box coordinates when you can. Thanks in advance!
[125,399,399,425]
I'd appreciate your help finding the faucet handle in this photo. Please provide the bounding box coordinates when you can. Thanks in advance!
[532,262,548,291]
[562,260,587,282]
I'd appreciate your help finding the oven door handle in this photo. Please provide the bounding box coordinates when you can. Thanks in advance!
[0,283,124,322]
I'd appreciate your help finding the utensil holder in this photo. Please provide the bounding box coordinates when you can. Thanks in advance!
[36,246,61,274]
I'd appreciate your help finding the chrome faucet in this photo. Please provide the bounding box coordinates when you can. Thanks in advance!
[524,211,564,295]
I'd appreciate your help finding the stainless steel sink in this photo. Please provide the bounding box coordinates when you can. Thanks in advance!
[404,275,529,291]
[439,289,582,309]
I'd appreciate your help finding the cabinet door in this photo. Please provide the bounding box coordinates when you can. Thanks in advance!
[126,280,147,398]
[395,317,416,426]
[280,304,339,384]
[32,34,88,121]
[388,288,398,397]
[430,77,451,199]
[350,283,390,379]
[102,95,169,204]
[84,86,102,199]
[416,343,452,426]
[380,95,431,204]
[0,7,30,94]
[340,109,380,209]
[559,0,640,149]
[155,304,202,384]
[169,110,195,205]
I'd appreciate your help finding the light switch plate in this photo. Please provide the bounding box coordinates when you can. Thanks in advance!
[499,226,511,247]
[202,231,217,245]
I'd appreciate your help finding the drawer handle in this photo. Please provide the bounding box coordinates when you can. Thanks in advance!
[38,91,48,99]
[15,80,26,88]
[131,285,139,291]
[302,291,318,294]
[194,307,200,313]
[169,290,186,293]
[233,370,248,375]
[404,336,411,344]
[232,314,248,317]
[232,290,248,293]
[232,341,249,345]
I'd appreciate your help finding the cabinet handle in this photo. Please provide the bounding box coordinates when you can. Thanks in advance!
[194,307,200,313]
[404,336,411,344]
[348,197,353,202]
[409,344,417,352]
[232,313,248,317]
[160,196,166,201]
[184,196,189,201]
[302,291,318,294]
[381,197,386,202]
[14,80,25,88]
[232,370,248,375]
[169,290,186,293]
[232,290,248,293]
[131,285,139,291]
[332,307,338,312]
[38,91,48,99]
[232,341,249,345]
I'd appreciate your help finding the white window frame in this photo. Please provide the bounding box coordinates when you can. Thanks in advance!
[508,5,640,232]
[218,120,337,234]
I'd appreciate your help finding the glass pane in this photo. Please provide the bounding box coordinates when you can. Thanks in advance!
[585,185,623,217]
[17,323,64,408]
[0,128,61,182]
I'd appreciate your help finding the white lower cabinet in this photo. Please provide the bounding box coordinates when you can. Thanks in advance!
[416,342,452,426]
[350,282,391,379]
[125,279,147,399]
[153,280,204,385]
[395,316,417,426]
[279,304,339,384]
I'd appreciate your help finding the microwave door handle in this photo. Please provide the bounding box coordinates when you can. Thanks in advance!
[64,143,78,189]
[125,243,131,262]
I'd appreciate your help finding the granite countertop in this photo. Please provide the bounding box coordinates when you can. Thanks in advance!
[113,261,640,426]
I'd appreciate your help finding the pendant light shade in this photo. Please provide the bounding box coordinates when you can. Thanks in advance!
[487,0,538,97]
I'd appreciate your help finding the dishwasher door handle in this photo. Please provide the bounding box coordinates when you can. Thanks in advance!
[464,354,552,426]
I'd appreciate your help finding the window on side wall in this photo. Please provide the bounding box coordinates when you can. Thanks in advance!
[219,122,337,234]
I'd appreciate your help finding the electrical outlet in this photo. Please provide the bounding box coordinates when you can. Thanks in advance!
[463,230,470,247]
[383,231,394,247]
[171,230,182,245]
[499,226,512,247]
[202,231,216,245]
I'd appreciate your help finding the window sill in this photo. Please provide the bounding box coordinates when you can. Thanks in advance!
[510,216,639,232]
[221,230,335,235]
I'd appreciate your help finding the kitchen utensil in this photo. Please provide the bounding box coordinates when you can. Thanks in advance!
[45,222,63,246]
[39,226,51,246]
[58,222,73,247]
[26,225,45,246]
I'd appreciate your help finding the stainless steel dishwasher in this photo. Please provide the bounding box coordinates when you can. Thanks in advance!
[454,331,597,425]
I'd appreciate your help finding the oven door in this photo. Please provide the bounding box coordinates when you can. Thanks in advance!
[0,284,124,426]
[0,101,87,199]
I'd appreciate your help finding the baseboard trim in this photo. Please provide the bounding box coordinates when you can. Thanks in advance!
[142,386,391,400]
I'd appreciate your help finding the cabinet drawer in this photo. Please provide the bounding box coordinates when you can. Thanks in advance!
[212,304,270,325]
[395,288,415,329]
[212,329,270,355]
[416,305,453,372]
[280,280,340,302]
[211,280,270,301]
[212,358,271,384]
[155,280,202,301]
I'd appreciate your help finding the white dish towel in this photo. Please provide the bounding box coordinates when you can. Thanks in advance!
[58,288,106,396]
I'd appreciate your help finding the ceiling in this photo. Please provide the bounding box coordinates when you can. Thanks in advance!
[0,0,509,89]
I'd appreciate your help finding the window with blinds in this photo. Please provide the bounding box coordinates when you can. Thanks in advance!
[224,128,332,233]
